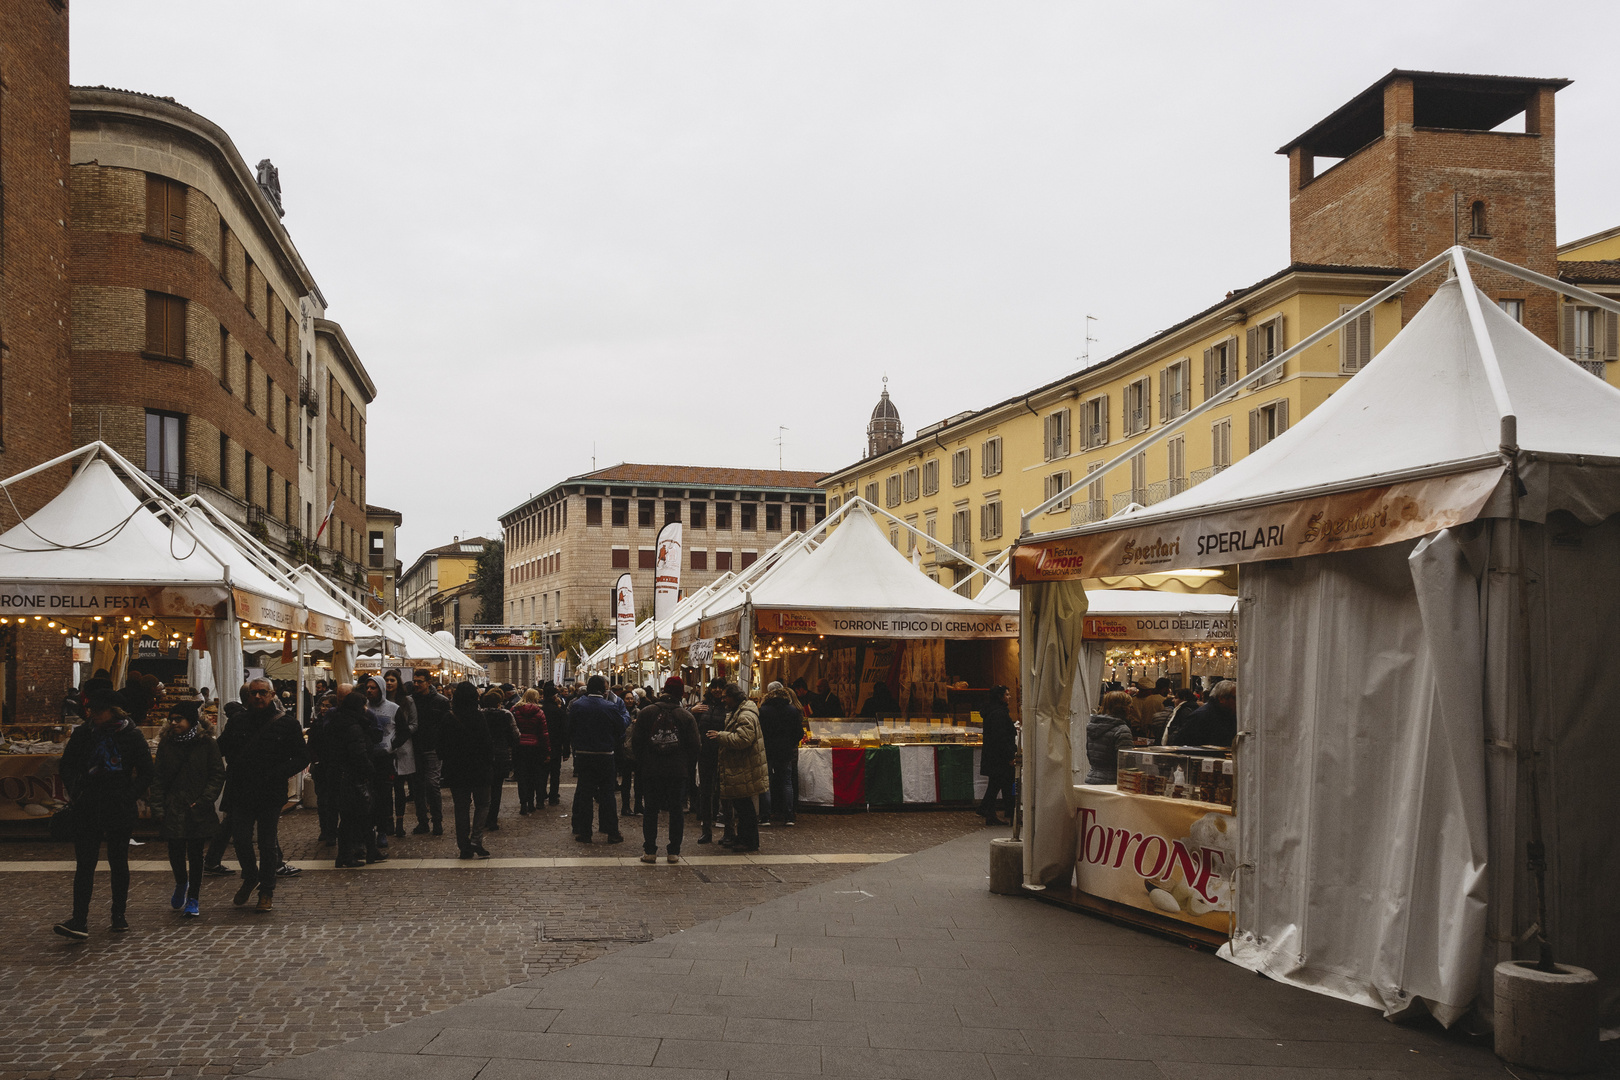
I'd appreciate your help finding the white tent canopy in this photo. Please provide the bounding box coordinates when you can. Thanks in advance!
[1013,254,1620,1028]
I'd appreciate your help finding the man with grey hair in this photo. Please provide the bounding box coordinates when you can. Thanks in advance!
[1175,680,1238,747]
[216,678,309,912]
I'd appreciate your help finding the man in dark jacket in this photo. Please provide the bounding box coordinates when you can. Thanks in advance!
[410,669,449,835]
[567,675,629,844]
[977,686,1016,825]
[217,679,309,911]
[1175,680,1238,747]
[690,678,728,844]
[633,678,701,863]
[53,688,153,939]
[320,687,380,867]
[541,682,568,807]
[757,683,807,825]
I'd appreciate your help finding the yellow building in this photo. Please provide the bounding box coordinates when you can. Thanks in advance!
[399,537,491,635]
[823,71,1615,591]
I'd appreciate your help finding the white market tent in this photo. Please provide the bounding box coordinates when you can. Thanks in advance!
[0,443,306,698]
[1011,249,1620,1027]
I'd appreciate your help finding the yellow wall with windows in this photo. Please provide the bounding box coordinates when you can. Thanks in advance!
[824,276,1407,591]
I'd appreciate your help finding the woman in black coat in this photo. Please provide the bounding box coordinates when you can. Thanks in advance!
[977,686,1017,825]
[148,701,225,916]
[438,682,494,859]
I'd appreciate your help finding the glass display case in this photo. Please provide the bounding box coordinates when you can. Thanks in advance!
[804,715,983,748]
[1116,747,1234,807]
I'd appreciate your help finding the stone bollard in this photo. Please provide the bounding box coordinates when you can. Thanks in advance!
[988,837,1023,895]
[1494,960,1598,1073]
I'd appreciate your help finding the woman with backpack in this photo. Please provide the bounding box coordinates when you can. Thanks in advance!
[632,678,700,864]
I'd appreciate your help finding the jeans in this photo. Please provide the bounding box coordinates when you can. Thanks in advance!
[311,765,341,839]
[640,774,686,855]
[71,808,132,922]
[514,746,545,810]
[571,754,619,839]
[167,837,205,900]
[487,756,511,827]
[729,796,760,851]
[765,749,798,822]
[980,768,1014,820]
[450,783,489,854]
[231,802,282,896]
[417,750,443,825]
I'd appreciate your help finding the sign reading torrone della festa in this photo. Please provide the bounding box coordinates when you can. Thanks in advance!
[0,584,227,619]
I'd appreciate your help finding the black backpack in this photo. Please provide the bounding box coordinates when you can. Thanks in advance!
[645,704,683,758]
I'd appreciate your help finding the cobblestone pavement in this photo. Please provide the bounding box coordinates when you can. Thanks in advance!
[0,783,990,1080]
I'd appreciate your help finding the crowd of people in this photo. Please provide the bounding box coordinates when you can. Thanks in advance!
[1084,677,1238,784]
[49,668,884,940]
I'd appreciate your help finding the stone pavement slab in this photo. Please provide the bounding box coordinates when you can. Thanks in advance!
[245,830,1583,1080]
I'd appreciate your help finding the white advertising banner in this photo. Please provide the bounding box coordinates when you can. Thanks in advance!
[654,522,682,626]
[614,573,635,647]
[756,608,1018,640]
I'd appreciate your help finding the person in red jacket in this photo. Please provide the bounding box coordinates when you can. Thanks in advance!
[511,689,551,815]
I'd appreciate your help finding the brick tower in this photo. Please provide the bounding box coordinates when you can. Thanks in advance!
[1279,70,1569,345]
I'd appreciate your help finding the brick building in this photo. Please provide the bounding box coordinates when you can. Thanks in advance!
[0,1,75,721]
[67,86,378,604]
[498,465,828,649]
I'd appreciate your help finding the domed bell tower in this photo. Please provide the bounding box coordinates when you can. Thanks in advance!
[866,378,903,459]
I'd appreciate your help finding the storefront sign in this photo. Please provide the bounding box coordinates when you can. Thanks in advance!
[1083,614,1235,642]
[0,584,226,619]
[0,755,67,821]
[756,609,1018,640]
[304,611,354,643]
[1071,785,1236,934]
[461,626,547,653]
[232,588,298,631]
[696,610,741,644]
[689,638,715,664]
[1012,467,1504,584]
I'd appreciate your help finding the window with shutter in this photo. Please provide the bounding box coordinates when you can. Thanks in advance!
[980,438,1001,478]
[1043,471,1071,512]
[1340,305,1374,373]
[864,482,879,504]
[980,500,1003,540]
[1044,410,1070,460]
[952,448,971,486]
[1124,377,1150,435]
[1086,463,1105,517]
[144,292,187,360]
[903,467,919,502]
[1566,307,1598,360]
[1168,437,1186,493]
[1212,418,1232,468]
[1248,409,1260,454]
[145,175,187,244]
[1081,396,1108,449]
[886,475,902,507]
[923,459,940,493]
[1129,453,1146,502]
[1249,317,1285,387]
[1605,310,1620,361]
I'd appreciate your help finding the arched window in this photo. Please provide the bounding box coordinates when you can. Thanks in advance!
[1470,200,1488,238]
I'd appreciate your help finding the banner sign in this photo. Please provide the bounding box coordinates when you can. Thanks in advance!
[0,754,68,821]
[614,574,635,646]
[689,638,715,664]
[756,608,1018,640]
[232,589,298,631]
[304,611,353,644]
[1072,785,1236,934]
[462,625,548,653]
[1083,613,1236,642]
[654,522,682,625]
[1012,467,1504,584]
[0,584,226,619]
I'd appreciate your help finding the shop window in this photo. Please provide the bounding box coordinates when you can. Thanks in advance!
[1339,305,1374,372]
[611,548,629,568]
[144,292,187,361]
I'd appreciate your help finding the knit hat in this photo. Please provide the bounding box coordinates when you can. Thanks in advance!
[167,700,201,726]
[663,677,684,698]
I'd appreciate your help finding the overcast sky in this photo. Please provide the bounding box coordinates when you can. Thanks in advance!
[73,1,1619,565]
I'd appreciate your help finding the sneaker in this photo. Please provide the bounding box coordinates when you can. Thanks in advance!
[233,881,255,906]
[203,863,234,877]
[255,894,274,913]
[640,853,657,864]
[183,898,200,918]
[759,820,770,827]
[170,885,187,910]
[110,914,130,932]
[412,823,431,835]
[666,854,680,864]
[784,819,796,827]
[276,863,302,877]
[473,845,491,859]
[606,834,625,845]
[53,918,89,940]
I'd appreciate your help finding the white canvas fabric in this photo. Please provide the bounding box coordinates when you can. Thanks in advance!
[797,749,835,806]
[898,745,938,804]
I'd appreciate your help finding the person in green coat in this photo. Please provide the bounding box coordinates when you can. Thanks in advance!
[148,701,226,917]
[707,684,767,854]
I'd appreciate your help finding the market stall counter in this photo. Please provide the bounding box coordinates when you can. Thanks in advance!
[797,715,989,809]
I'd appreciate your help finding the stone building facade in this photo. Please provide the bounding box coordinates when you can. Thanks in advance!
[365,504,403,613]
[499,464,828,642]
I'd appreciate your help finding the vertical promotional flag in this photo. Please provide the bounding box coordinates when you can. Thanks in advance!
[654,522,682,625]
[614,573,635,646]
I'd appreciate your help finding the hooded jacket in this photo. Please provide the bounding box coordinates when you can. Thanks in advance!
[511,702,551,758]
[713,698,768,800]
[1084,714,1134,784]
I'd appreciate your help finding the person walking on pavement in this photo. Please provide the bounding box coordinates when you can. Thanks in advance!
[690,678,729,845]
[361,676,397,855]
[634,678,701,864]
[481,688,519,830]
[385,669,421,838]
[410,670,448,835]
[217,678,309,912]
[52,685,153,939]
[615,688,641,818]
[439,682,495,859]
[567,675,628,845]
[319,686,378,868]
[757,682,808,826]
[202,699,247,876]
[540,682,568,806]
[511,689,551,815]
[305,692,342,845]
[147,701,225,918]
[977,685,1017,825]
[708,683,766,855]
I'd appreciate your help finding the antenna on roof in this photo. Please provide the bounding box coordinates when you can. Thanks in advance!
[1081,315,1100,367]
[776,427,789,470]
